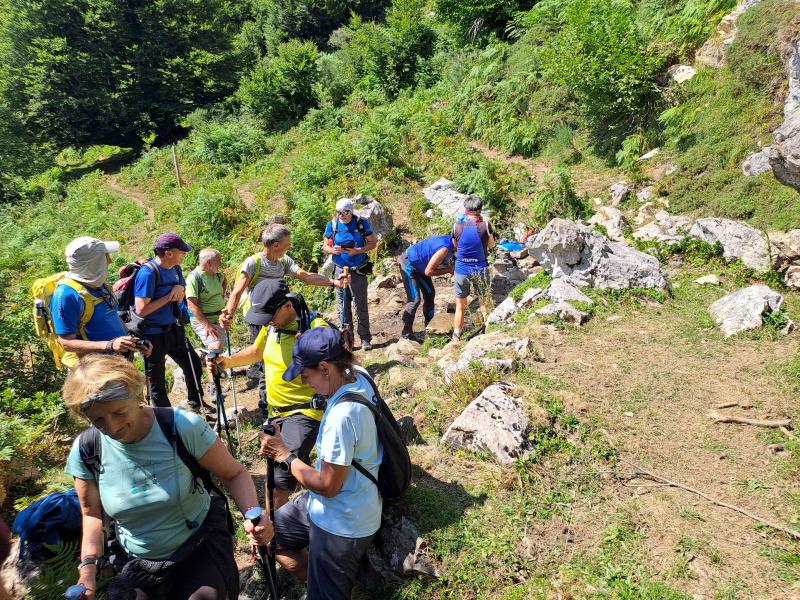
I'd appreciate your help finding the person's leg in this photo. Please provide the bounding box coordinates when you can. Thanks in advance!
[274,492,312,583]
[475,270,491,321]
[351,271,371,344]
[453,273,470,338]
[246,323,264,395]
[167,327,204,407]
[334,265,354,329]
[399,256,420,338]
[269,415,319,510]
[419,274,436,327]
[143,332,170,407]
[306,522,376,600]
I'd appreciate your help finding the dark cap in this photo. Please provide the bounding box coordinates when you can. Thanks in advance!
[154,233,192,253]
[283,328,344,381]
[244,279,291,327]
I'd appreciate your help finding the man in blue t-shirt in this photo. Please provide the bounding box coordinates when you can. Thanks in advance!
[321,198,377,350]
[51,237,152,368]
[133,233,210,413]
[398,235,454,340]
[452,196,495,340]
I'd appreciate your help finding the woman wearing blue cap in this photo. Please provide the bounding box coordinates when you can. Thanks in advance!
[259,327,382,600]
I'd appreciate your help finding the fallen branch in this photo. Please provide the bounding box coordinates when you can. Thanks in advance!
[708,411,791,429]
[715,401,739,409]
[620,460,800,541]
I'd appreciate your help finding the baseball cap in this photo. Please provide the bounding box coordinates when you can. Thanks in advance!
[154,233,192,252]
[335,198,354,212]
[65,237,120,260]
[244,279,292,327]
[283,328,345,381]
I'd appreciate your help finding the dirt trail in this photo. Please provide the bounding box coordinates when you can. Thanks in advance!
[106,175,155,221]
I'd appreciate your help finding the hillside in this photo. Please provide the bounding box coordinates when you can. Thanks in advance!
[2,0,800,598]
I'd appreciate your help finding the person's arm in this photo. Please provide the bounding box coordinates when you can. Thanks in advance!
[221,271,250,327]
[186,296,217,337]
[135,291,178,317]
[343,233,377,257]
[73,477,105,600]
[216,344,261,369]
[58,334,138,355]
[295,269,348,289]
[425,247,454,277]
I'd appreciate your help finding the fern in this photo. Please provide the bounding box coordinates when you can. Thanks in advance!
[26,540,80,600]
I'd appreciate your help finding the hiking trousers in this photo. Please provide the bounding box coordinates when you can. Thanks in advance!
[143,325,203,408]
[398,251,435,337]
[333,266,371,343]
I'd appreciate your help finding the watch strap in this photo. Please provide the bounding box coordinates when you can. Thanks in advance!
[281,452,297,472]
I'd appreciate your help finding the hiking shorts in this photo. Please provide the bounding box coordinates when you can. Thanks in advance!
[270,414,319,491]
[453,270,490,299]
[189,319,225,351]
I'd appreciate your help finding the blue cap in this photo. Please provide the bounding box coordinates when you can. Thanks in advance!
[283,328,344,381]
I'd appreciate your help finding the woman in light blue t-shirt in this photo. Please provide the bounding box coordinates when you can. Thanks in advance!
[62,354,272,600]
[260,327,383,600]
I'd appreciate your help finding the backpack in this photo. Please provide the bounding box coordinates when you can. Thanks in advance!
[78,407,234,534]
[341,366,411,499]
[112,260,160,326]
[11,489,82,560]
[331,215,367,239]
[188,269,225,297]
[31,274,114,369]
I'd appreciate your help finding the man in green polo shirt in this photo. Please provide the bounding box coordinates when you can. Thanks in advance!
[186,247,228,353]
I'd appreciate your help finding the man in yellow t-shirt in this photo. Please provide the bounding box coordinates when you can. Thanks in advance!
[214,279,330,509]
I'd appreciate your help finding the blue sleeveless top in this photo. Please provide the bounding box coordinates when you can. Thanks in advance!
[407,235,452,275]
[454,220,489,275]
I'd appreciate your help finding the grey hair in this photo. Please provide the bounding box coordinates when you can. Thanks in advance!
[261,223,292,247]
[464,195,483,212]
[198,247,220,264]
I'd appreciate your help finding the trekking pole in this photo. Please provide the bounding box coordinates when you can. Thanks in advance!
[208,349,237,457]
[261,424,279,590]
[244,506,278,600]
[340,267,354,351]
[64,584,86,599]
[225,332,242,449]
[174,302,203,409]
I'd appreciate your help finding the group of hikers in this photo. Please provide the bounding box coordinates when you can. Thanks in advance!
[26,194,495,600]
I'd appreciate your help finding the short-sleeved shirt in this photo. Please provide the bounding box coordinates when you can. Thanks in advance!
[51,282,126,341]
[407,235,453,275]
[323,218,373,268]
[65,409,216,559]
[253,317,330,421]
[132,260,186,334]
[186,269,225,324]
[307,371,382,538]
[240,254,300,288]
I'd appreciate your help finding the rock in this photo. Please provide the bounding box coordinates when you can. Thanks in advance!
[770,229,800,266]
[546,278,594,305]
[636,186,654,202]
[396,415,423,444]
[767,38,800,190]
[365,514,438,582]
[609,181,631,206]
[444,358,516,384]
[441,384,531,464]
[638,148,661,161]
[422,178,471,220]
[459,331,535,364]
[742,148,773,176]
[709,284,783,337]
[689,217,775,272]
[670,65,697,84]
[785,265,800,289]
[171,366,188,397]
[369,273,400,291]
[588,206,628,242]
[426,313,453,335]
[533,302,590,325]
[486,296,518,324]
[695,274,721,286]
[424,208,435,219]
[387,367,411,389]
[527,218,669,290]
[412,379,429,393]
[517,286,545,309]
[634,202,657,226]
[386,339,421,366]
[633,210,693,244]
[352,194,393,237]
[510,247,528,259]
[695,0,763,68]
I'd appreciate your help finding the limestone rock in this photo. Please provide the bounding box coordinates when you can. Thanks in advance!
[517,287,545,309]
[638,148,660,162]
[387,367,411,389]
[486,296,518,324]
[352,194,393,237]
[171,366,188,398]
[546,278,593,305]
[770,229,800,266]
[636,186,654,202]
[369,273,400,291]
[742,149,773,176]
[459,331,535,363]
[365,514,438,582]
[709,284,784,337]
[633,210,693,244]
[533,302,590,325]
[695,274,721,286]
[670,64,697,84]
[527,218,668,290]
[609,181,631,206]
[634,202,657,226]
[422,178,470,220]
[785,265,800,289]
[386,339,421,366]
[588,206,628,241]
[441,384,530,464]
[695,0,763,68]
[689,217,775,272]
[769,107,800,191]
[426,313,453,336]
[444,358,516,384]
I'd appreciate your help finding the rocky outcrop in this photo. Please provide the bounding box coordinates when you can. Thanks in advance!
[487,278,592,324]
[386,338,421,366]
[609,181,631,206]
[527,219,669,290]
[633,210,694,244]
[588,206,628,241]
[689,218,775,272]
[770,229,800,267]
[352,194,394,237]
[441,384,531,464]
[487,297,518,324]
[709,284,784,336]
[785,265,800,289]
[369,273,401,291]
[533,302,590,325]
[695,0,763,68]
[422,179,470,219]
[365,514,439,582]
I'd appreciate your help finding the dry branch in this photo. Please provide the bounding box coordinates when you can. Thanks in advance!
[620,460,800,541]
[707,411,791,429]
[715,401,739,409]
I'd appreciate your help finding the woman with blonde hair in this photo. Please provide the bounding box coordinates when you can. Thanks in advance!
[63,354,271,600]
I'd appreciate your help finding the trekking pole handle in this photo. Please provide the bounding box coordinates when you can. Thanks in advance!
[245,506,264,527]
[64,584,86,600]
[262,423,275,436]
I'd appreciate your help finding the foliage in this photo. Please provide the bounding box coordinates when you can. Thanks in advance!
[176,182,249,261]
[509,271,552,301]
[453,156,524,218]
[434,0,536,43]
[185,112,271,167]
[526,168,591,227]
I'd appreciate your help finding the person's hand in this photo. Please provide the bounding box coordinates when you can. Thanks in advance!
[203,324,219,340]
[244,514,274,547]
[111,336,137,353]
[141,340,153,358]
[219,311,232,330]
[331,246,344,256]
[335,272,351,288]
[259,423,289,460]
[344,247,361,256]
[76,566,97,599]
[170,285,185,302]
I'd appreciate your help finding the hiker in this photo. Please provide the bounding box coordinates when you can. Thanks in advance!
[186,247,228,353]
[63,354,271,600]
[260,327,382,600]
[50,237,152,366]
[452,196,495,340]
[133,233,211,413]
[211,279,332,511]
[321,198,377,351]
[398,235,454,340]
[220,223,350,404]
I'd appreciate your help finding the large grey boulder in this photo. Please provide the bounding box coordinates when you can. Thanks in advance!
[441,384,530,464]
[386,338,421,366]
[633,210,694,244]
[533,302,590,325]
[709,285,784,337]
[547,278,593,305]
[742,148,773,176]
[527,219,668,290]
[459,331,535,364]
[422,179,470,220]
[785,265,800,290]
[609,181,631,206]
[351,194,393,237]
[588,206,628,241]
[486,296,518,324]
[689,218,775,272]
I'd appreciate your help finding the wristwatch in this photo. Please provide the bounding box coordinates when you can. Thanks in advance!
[278,452,297,473]
[78,556,99,571]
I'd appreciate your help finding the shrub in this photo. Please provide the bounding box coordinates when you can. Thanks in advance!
[526,168,591,227]
[435,0,536,43]
[287,189,332,267]
[185,113,270,167]
[177,182,249,259]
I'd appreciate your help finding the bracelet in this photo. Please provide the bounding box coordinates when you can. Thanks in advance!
[106,340,115,352]
[78,555,99,571]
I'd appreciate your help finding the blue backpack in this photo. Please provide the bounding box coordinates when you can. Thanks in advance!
[11,489,82,560]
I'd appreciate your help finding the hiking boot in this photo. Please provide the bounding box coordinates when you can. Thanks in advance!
[245,377,259,390]
[361,340,373,351]
[189,401,216,417]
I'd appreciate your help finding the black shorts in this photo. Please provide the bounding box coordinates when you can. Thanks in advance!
[274,493,376,600]
[271,414,319,491]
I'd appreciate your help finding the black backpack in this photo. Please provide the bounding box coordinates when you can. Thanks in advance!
[342,366,411,499]
[78,407,234,533]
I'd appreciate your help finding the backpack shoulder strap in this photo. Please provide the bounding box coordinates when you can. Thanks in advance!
[144,260,161,287]
[355,217,366,237]
[452,221,465,249]
[189,270,205,295]
[78,427,103,481]
[338,392,379,487]
[60,279,103,340]
[249,254,261,289]
[331,217,338,237]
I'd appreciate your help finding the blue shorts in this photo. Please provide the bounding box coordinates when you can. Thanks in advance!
[453,270,490,299]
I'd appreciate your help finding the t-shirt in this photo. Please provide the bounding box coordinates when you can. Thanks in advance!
[307,372,382,538]
[240,254,300,287]
[51,282,126,341]
[186,269,225,324]
[253,317,330,421]
[132,260,186,334]
[454,219,490,275]
[65,409,216,559]
[323,218,373,268]
[407,235,453,275]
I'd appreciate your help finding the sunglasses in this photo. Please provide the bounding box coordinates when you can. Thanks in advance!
[337,209,352,215]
